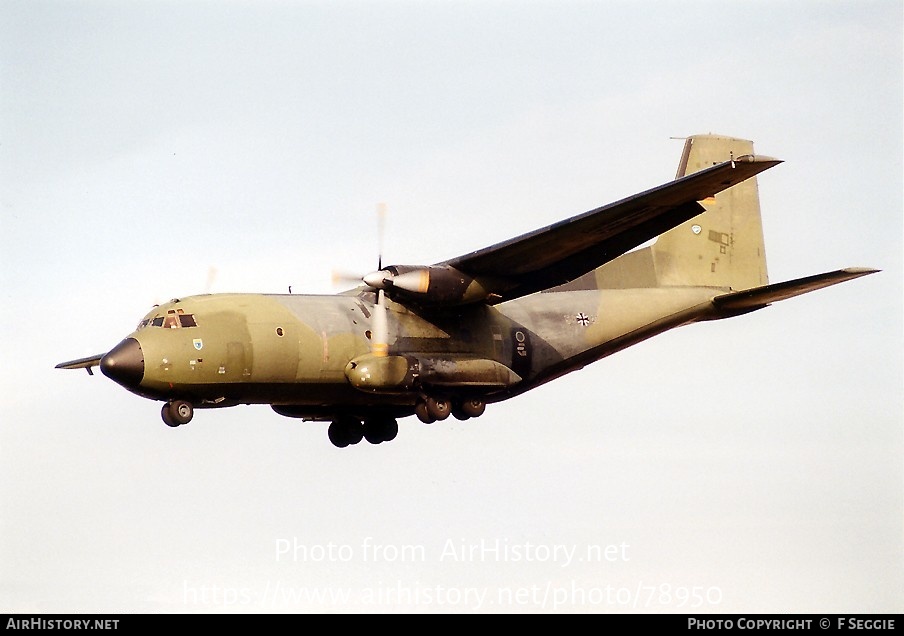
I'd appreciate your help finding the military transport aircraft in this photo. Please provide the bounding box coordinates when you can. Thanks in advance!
[57,134,877,447]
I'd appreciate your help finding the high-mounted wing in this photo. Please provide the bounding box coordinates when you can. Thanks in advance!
[370,155,781,306]
[445,155,781,302]
[55,354,105,375]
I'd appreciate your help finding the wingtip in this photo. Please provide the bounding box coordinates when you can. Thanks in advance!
[735,154,782,165]
[842,267,881,276]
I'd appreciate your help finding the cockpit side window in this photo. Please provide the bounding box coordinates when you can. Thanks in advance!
[151,316,165,327]
[179,314,197,327]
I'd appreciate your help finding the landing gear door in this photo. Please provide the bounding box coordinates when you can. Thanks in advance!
[226,341,250,379]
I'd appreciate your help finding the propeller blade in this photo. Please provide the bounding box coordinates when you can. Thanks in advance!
[204,266,218,294]
[331,203,391,290]
[331,270,365,287]
[376,202,387,271]
[372,289,389,357]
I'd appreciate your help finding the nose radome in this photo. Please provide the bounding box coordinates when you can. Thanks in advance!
[100,338,144,388]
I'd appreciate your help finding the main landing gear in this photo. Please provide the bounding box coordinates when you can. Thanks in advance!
[161,400,193,427]
[327,397,488,447]
[415,396,486,424]
[328,416,399,448]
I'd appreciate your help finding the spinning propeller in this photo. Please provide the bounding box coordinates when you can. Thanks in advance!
[332,204,391,357]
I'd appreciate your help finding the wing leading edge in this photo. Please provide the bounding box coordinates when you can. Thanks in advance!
[440,154,782,304]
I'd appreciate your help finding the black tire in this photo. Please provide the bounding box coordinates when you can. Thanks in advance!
[426,396,451,421]
[381,419,398,442]
[328,420,350,448]
[329,417,363,447]
[415,400,435,424]
[161,403,180,428]
[365,417,398,443]
[363,420,384,445]
[451,407,470,421]
[344,419,364,445]
[460,399,486,419]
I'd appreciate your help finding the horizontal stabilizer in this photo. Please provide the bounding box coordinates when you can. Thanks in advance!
[55,354,105,375]
[712,267,879,313]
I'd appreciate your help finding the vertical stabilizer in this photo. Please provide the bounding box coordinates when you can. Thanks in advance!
[592,134,770,291]
[654,134,769,289]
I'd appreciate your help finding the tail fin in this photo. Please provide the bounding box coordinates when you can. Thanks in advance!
[596,134,770,291]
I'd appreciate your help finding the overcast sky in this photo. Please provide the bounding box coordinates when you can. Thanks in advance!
[1,0,901,614]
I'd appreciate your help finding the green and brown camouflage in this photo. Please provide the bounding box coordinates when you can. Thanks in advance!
[57,134,878,447]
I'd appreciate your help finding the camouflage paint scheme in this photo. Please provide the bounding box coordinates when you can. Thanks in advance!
[57,135,877,446]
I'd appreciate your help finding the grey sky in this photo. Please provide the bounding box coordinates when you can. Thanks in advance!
[1,0,901,613]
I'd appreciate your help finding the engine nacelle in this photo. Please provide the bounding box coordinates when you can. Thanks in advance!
[364,265,493,305]
[344,353,419,393]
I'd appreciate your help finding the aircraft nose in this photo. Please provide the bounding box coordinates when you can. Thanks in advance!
[100,338,144,388]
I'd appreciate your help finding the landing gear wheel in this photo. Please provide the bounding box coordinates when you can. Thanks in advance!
[452,406,470,421]
[381,419,398,442]
[363,421,383,445]
[426,396,451,421]
[328,421,350,448]
[460,399,486,419]
[161,400,193,427]
[170,400,194,425]
[364,417,399,444]
[328,417,363,448]
[161,403,179,427]
[415,400,436,424]
[345,421,364,446]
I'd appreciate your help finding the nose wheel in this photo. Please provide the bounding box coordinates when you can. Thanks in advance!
[161,400,194,427]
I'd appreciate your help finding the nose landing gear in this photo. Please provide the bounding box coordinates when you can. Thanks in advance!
[161,400,194,427]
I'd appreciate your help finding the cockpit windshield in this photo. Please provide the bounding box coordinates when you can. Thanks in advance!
[137,308,198,330]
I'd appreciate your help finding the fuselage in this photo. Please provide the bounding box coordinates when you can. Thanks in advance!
[100,286,724,420]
